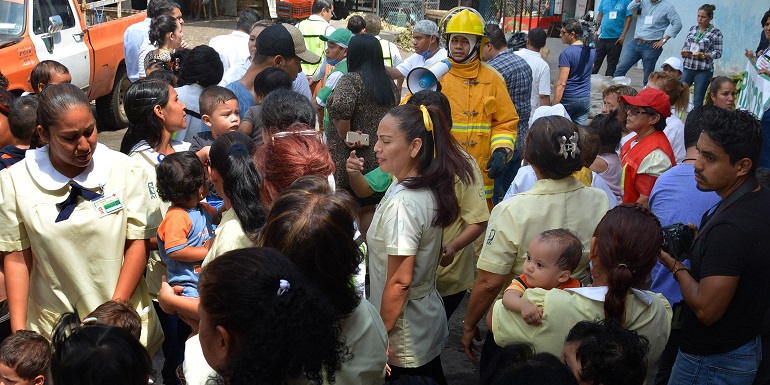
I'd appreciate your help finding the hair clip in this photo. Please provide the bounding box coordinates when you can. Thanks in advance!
[617,263,629,269]
[419,105,436,158]
[558,132,581,159]
[277,279,290,296]
[226,142,249,156]
[82,317,98,326]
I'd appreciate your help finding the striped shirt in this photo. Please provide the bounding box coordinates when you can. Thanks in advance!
[487,50,532,152]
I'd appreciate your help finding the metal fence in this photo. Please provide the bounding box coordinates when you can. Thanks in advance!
[377,0,439,27]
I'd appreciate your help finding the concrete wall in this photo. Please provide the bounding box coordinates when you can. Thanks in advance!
[594,0,768,76]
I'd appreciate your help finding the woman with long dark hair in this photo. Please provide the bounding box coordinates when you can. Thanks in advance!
[368,104,473,384]
[198,248,347,385]
[327,34,399,235]
[0,83,163,351]
[259,175,388,383]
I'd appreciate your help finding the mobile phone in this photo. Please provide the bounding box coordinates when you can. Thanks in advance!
[346,131,370,146]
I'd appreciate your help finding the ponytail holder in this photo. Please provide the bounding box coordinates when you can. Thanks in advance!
[419,105,437,158]
[557,132,581,159]
[227,142,249,156]
[82,317,98,326]
[617,263,629,269]
[277,279,290,296]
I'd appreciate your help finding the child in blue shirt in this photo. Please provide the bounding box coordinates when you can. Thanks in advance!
[156,151,219,298]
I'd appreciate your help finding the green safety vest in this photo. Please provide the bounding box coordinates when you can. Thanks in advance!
[297,18,331,75]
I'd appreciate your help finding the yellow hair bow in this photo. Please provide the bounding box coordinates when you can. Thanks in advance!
[419,105,436,158]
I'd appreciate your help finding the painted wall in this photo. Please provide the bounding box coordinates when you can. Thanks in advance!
[595,0,768,76]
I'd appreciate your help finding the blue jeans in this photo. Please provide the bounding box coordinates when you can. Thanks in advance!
[682,68,713,108]
[668,336,762,385]
[614,39,663,85]
[493,150,522,205]
[561,96,591,125]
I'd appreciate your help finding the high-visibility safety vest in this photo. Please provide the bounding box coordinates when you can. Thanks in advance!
[297,17,331,75]
[380,38,392,67]
[619,131,676,203]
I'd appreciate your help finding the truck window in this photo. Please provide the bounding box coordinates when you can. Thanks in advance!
[0,0,25,37]
[32,0,75,34]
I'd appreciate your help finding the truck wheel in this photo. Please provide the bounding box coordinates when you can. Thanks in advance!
[96,65,130,131]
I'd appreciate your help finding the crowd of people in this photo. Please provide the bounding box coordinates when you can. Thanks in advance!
[0,0,769,385]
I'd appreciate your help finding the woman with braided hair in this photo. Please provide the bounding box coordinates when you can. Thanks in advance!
[490,204,673,384]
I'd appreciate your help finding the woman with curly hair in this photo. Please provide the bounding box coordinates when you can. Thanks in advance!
[259,175,388,384]
[144,14,184,74]
[198,248,348,385]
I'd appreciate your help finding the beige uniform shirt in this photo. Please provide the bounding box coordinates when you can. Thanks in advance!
[478,177,609,285]
[0,144,163,352]
[367,183,448,367]
[437,156,489,297]
[492,287,672,383]
[333,299,388,384]
[128,140,191,298]
[202,208,254,267]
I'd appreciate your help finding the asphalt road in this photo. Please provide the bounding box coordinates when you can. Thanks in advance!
[109,16,645,384]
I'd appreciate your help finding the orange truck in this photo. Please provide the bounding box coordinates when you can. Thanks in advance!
[0,0,144,129]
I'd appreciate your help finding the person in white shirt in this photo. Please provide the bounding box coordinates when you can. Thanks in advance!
[514,27,551,110]
[208,10,259,73]
[124,0,180,82]
[135,2,185,80]
[385,20,446,89]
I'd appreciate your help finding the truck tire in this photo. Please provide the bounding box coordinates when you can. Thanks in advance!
[96,65,130,131]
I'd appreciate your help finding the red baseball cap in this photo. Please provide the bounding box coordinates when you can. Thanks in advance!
[620,88,671,118]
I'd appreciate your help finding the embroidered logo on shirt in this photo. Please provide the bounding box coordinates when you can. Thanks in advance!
[486,229,496,245]
[148,182,157,199]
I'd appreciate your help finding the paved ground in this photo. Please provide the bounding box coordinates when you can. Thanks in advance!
[104,16,646,384]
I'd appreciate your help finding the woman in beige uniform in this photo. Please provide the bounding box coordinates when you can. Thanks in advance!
[0,83,162,352]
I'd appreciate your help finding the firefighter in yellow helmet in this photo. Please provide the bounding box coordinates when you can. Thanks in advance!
[440,9,519,205]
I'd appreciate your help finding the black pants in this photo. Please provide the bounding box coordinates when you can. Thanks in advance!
[387,355,447,385]
[442,290,466,321]
[479,330,503,378]
[593,38,623,76]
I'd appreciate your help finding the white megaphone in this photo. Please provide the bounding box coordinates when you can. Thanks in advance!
[406,59,452,94]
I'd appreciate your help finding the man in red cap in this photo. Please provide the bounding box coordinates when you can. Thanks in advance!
[619,87,676,208]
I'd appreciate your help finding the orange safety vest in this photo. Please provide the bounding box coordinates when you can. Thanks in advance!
[619,131,676,203]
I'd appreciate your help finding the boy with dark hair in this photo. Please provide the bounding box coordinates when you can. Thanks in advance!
[0,330,51,385]
[85,300,143,340]
[1,95,38,169]
[346,15,366,34]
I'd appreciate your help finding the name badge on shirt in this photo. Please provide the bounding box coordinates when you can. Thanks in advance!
[92,193,124,218]
[609,11,617,19]
[644,15,653,25]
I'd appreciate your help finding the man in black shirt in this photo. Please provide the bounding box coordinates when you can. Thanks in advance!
[660,108,770,385]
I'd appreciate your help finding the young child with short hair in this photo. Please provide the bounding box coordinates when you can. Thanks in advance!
[239,67,293,142]
[84,300,143,340]
[190,85,240,162]
[28,60,71,94]
[501,229,583,325]
[156,151,218,298]
[1,95,38,168]
[588,112,623,204]
[0,330,51,385]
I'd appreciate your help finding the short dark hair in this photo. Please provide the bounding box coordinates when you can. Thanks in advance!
[684,105,717,148]
[763,10,770,28]
[524,116,584,180]
[147,0,174,19]
[701,108,763,174]
[527,28,547,50]
[156,151,207,203]
[253,67,293,97]
[146,67,177,86]
[178,45,224,87]
[199,85,237,117]
[482,343,578,385]
[312,0,331,14]
[30,60,69,92]
[565,319,650,385]
[363,13,381,35]
[562,19,583,37]
[8,95,38,141]
[260,89,317,134]
[588,111,623,154]
[539,228,583,272]
[0,330,51,380]
[237,10,260,32]
[347,15,366,34]
[485,24,507,50]
[86,301,142,340]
